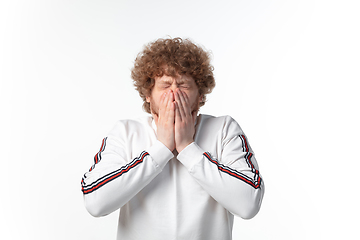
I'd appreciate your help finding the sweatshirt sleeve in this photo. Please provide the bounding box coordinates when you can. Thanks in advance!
[81,121,174,217]
[177,116,264,219]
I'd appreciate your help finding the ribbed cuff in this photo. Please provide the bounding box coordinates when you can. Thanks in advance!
[147,140,174,170]
[177,142,204,171]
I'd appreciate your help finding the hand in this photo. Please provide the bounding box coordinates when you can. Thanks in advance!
[153,90,176,151]
[174,89,197,153]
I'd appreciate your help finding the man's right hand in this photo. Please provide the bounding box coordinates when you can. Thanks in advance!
[153,90,176,151]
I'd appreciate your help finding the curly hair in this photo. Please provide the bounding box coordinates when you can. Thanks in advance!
[131,37,216,113]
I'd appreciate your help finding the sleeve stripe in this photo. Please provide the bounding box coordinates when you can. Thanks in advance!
[95,137,107,163]
[82,151,149,194]
[240,134,249,152]
[203,152,261,189]
[90,137,108,172]
[239,135,261,184]
[239,135,256,169]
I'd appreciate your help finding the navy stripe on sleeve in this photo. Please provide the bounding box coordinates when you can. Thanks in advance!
[89,137,108,172]
[203,152,261,189]
[82,151,149,194]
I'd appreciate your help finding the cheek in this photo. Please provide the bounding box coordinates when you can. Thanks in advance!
[187,90,200,102]
[148,90,162,102]
[149,91,165,108]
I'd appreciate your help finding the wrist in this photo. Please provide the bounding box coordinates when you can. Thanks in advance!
[176,141,193,153]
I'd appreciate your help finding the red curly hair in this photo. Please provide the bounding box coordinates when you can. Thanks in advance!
[131,37,216,113]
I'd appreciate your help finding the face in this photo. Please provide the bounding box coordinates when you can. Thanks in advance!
[146,74,202,118]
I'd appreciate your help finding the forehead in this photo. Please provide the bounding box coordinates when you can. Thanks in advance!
[155,74,194,84]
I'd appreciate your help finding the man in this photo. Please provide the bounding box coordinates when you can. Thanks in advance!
[81,37,264,240]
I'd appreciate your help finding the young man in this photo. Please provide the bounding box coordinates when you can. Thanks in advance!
[81,38,264,240]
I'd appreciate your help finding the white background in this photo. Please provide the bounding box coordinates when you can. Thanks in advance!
[1,0,359,239]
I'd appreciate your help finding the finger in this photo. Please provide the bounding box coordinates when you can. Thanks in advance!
[159,91,169,117]
[160,91,167,105]
[177,90,189,117]
[179,89,190,107]
[169,100,175,124]
[175,101,182,122]
[165,90,175,121]
[169,90,174,104]
[165,90,173,111]
[175,90,186,119]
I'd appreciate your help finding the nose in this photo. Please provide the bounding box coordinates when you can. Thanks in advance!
[170,82,179,92]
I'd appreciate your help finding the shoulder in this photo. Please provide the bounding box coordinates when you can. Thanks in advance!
[199,114,238,126]
[199,114,244,135]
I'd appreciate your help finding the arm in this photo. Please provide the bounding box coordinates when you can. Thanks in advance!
[82,90,176,217]
[177,116,265,219]
[81,124,174,217]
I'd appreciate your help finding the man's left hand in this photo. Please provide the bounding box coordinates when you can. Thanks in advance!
[174,89,197,153]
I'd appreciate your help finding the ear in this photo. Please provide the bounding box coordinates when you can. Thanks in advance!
[146,96,151,103]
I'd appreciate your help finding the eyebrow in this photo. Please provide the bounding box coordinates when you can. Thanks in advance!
[158,78,189,85]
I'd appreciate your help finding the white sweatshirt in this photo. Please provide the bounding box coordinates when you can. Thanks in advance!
[81,114,264,240]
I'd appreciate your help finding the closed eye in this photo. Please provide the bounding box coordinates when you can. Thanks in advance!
[159,83,171,89]
[179,84,190,89]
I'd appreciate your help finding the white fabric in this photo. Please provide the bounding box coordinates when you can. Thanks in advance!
[81,114,265,240]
